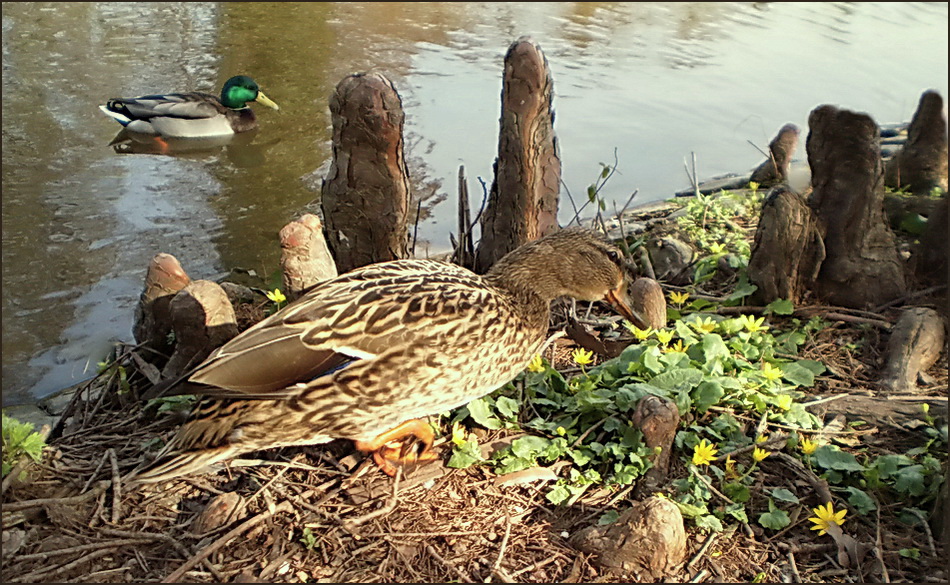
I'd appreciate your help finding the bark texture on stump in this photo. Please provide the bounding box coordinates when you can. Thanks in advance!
[884,90,949,195]
[750,123,800,186]
[571,496,687,581]
[631,395,680,497]
[133,253,192,364]
[880,307,946,393]
[913,194,948,286]
[279,213,338,300]
[474,36,561,274]
[806,105,907,308]
[321,72,410,274]
[748,186,825,305]
[161,280,239,380]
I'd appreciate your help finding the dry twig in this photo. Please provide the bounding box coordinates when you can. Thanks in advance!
[343,467,402,531]
[161,500,294,583]
[488,515,513,582]
[686,532,718,571]
[108,448,121,524]
[2,480,110,512]
[427,543,476,583]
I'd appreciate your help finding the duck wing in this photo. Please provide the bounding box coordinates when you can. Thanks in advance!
[181,260,502,400]
[103,91,227,122]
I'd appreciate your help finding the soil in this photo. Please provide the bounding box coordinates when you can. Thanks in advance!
[2,193,947,584]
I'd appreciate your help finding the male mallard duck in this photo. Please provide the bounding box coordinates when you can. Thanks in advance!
[99,75,279,139]
[130,227,646,484]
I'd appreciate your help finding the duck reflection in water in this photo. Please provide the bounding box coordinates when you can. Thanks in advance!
[106,128,274,168]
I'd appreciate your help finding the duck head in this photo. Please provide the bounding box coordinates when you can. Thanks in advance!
[486,227,648,329]
[221,75,280,111]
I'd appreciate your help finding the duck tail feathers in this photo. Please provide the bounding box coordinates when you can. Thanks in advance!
[99,104,132,126]
[125,446,236,486]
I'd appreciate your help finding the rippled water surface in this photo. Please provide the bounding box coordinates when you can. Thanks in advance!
[2,2,948,406]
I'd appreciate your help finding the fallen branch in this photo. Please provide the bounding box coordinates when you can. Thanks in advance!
[161,499,294,583]
[342,468,402,531]
[906,507,937,557]
[686,532,717,572]
[689,465,734,506]
[2,480,110,512]
[488,515,512,582]
[873,284,947,312]
[508,555,560,579]
[426,544,476,583]
[688,568,709,583]
[11,547,128,583]
[787,549,802,583]
[108,448,121,524]
[10,537,159,563]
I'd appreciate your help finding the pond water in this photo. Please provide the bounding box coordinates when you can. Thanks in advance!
[2,2,947,407]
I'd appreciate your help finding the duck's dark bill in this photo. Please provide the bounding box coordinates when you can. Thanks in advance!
[605,288,647,330]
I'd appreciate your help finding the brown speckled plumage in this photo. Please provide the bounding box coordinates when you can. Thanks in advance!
[130,227,642,484]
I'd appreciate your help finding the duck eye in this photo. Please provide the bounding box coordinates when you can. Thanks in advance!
[607,249,622,264]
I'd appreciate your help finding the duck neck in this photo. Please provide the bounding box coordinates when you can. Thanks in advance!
[483,253,565,306]
[484,266,553,337]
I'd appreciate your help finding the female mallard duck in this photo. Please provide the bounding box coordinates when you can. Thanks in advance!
[99,75,279,139]
[130,227,646,484]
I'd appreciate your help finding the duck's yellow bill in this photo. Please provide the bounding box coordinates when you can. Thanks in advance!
[255,91,280,111]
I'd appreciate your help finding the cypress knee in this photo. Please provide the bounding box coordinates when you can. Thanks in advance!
[884,90,948,195]
[748,186,824,305]
[475,36,561,273]
[321,73,410,274]
[806,105,907,308]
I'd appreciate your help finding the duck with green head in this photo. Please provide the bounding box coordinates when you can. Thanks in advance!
[128,227,648,484]
[99,75,280,139]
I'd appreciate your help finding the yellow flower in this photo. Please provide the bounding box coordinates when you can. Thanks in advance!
[627,323,654,340]
[761,362,783,382]
[752,447,771,462]
[755,434,768,444]
[707,242,726,255]
[572,348,594,366]
[669,291,689,306]
[748,181,760,192]
[690,316,716,334]
[692,439,718,466]
[724,454,738,479]
[800,437,819,455]
[265,288,286,305]
[655,329,674,345]
[738,314,768,333]
[775,394,793,411]
[667,339,690,353]
[527,354,545,373]
[451,422,467,447]
[808,502,847,536]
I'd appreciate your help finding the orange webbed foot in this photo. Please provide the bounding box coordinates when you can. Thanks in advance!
[354,419,438,477]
